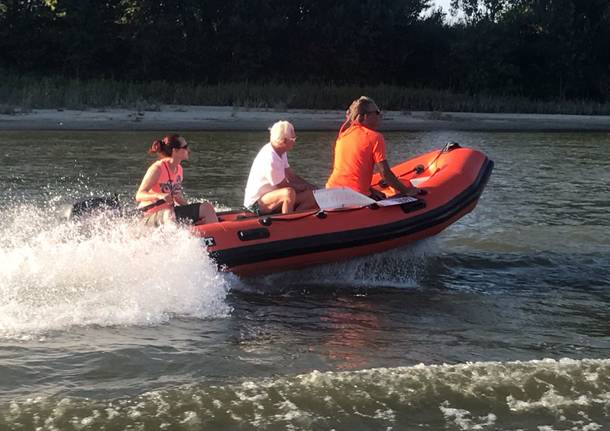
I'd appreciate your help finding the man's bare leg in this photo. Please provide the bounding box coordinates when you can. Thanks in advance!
[197,202,218,224]
[258,187,296,214]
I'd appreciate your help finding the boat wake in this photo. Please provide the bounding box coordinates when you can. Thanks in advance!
[2,358,608,430]
[0,204,232,340]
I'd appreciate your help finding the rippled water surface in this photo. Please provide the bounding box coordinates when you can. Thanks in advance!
[1,130,609,430]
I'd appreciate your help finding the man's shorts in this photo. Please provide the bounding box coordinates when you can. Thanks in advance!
[246,201,262,216]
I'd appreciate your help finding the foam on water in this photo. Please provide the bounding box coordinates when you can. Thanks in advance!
[2,358,608,430]
[0,204,232,339]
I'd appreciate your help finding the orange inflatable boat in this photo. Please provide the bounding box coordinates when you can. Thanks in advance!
[194,143,493,276]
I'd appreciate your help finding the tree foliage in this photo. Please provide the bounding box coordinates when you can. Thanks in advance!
[0,0,608,102]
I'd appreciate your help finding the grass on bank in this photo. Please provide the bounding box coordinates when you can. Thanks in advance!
[1,74,609,115]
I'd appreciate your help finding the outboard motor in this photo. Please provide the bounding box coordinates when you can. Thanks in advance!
[61,195,121,220]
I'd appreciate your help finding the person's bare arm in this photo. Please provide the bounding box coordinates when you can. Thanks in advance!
[136,164,173,204]
[376,160,421,196]
[285,167,317,191]
[172,192,188,206]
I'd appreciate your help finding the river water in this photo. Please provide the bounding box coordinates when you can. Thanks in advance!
[0,130,609,430]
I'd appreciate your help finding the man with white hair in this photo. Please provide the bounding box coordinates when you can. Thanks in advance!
[244,120,318,215]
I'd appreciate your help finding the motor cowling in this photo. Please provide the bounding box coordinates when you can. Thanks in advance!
[61,196,121,220]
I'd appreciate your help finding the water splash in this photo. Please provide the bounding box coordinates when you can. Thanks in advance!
[0,204,231,339]
[247,240,438,292]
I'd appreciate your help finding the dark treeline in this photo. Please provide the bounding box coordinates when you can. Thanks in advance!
[1,0,609,104]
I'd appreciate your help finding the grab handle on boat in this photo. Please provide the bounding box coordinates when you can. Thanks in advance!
[259,217,272,226]
[238,228,270,241]
[400,199,426,213]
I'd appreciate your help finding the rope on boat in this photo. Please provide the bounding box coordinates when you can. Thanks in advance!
[373,141,460,189]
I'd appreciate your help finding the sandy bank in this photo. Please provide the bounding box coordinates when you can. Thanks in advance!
[1,105,609,132]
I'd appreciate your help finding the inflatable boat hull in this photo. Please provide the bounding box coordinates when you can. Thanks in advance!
[194,146,493,276]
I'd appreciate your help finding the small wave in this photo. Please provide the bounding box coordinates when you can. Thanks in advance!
[2,358,608,430]
[0,204,231,339]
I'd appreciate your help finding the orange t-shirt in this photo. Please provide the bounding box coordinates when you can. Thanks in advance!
[326,124,386,194]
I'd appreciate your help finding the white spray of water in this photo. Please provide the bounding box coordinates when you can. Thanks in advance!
[250,239,439,290]
[0,205,232,339]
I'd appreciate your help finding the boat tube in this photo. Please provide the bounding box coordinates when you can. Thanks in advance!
[195,143,493,276]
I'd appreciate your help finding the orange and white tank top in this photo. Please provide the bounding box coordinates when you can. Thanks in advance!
[139,160,183,215]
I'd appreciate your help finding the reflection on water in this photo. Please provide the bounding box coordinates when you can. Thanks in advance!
[320,298,382,370]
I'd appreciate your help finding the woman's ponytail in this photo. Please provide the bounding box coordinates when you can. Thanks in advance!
[148,139,162,155]
[147,134,182,158]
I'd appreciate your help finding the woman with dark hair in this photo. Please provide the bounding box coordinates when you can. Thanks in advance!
[136,134,218,226]
[326,96,421,198]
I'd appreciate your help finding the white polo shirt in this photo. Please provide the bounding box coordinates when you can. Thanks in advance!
[244,143,290,207]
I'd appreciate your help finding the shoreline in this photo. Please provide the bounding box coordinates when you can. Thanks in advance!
[1,105,610,132]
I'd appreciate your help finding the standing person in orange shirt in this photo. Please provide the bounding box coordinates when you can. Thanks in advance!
[326,96,422,198]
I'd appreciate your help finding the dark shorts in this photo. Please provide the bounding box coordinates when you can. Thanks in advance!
[174,203,201,223]
[246,201,262,216]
